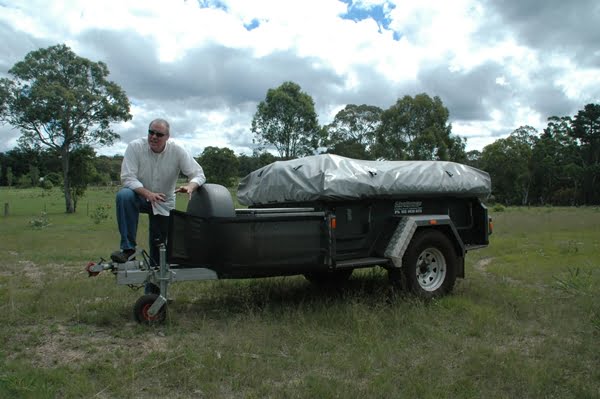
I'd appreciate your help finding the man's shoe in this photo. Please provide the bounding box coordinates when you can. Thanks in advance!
[111,249,136,263]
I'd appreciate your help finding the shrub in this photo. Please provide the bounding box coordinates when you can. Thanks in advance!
[90,203,111,224]
[492,204,505,212]
[29,212,51,229]
[45,172,63,186]
[41,179,54,190]
[17,174,33,188]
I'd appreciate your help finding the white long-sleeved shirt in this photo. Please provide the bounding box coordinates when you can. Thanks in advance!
[121,138,206,216]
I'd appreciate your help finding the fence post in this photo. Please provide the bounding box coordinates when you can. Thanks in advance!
[4,202,8,217]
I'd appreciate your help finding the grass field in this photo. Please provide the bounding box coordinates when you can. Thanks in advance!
[0,187,599,398]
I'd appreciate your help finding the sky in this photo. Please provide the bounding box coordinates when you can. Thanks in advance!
[0,0,599,157]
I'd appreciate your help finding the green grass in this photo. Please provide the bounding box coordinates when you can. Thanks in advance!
[1,189,599,398]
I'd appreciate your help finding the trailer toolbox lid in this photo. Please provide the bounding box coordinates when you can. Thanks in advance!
[237,154,491,205]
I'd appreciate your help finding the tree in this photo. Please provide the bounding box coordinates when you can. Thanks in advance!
[28,165,40,187]
[465,150,482,169]
[0,44,131,212]
[480,126,538,205]
[570,103,600,204]
[238,151,277,177]
[94,155,122,183]
[2,146,42,181]
[324,139,371,159]
[531,116,583,204]
[324,104,382,159]
[445,135,468,163]
[373,93,465,161]
[198,146,240,187]
[251,81,321,159]
[6,167,13,187]
[68,145,98,212]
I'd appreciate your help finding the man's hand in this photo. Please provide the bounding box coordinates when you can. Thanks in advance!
[134,187,166,203]
[145,191,166,203]
[175,182,200,199]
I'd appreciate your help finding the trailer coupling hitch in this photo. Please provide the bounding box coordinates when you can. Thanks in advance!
[86,259,113,277]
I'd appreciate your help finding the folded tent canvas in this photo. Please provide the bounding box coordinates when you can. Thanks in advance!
[237,154,492,206]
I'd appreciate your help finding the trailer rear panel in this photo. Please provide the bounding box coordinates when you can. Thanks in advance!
[167,209,331,278]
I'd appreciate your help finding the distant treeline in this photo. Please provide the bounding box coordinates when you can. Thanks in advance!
[0,148,276,190]
[466,104,600,206]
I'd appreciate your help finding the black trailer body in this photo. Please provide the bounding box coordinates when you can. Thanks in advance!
[167,183,490,281]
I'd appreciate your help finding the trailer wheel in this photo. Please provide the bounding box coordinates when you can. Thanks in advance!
[304,269,353,287]
[133,294,166,324]
[85,262,100,277]
[145,283,160,295]
[393,229,457,298]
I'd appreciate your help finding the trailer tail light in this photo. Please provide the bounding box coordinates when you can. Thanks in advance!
[429,219,438,225]
[488,217,493,235]
[331,217,337,229]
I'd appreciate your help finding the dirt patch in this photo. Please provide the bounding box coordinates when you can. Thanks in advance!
[36,339,89,367]
[30,324,170,368]
[0,259,43,277]
[19,260,45,285]
[472,257,549,290]
[495,335,547,356]
[473,257,493,273]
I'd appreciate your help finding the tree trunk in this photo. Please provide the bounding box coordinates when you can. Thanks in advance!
[61,148,74,213]
[521,179,531,206]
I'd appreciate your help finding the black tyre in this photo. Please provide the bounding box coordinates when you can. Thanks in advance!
[392,229,457,298]
[304,269,353,287]
[133,294,167,324]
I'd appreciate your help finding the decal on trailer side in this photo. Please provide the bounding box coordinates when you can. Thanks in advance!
[394,201,423,215]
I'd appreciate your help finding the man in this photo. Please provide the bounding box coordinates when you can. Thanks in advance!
[111,118,206,265]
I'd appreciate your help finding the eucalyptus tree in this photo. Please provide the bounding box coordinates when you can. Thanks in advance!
[324,104,382,159]
[531,116,583,204]
[197,146,240,188]
[238,151,277,177]
[68,145,98,212]
[373,93,465,161]
[480,126,538,205]
[570,103,600,203]
[251,81,320,159]
[0,44,131,212]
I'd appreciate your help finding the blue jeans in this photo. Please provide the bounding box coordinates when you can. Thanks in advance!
[115,188,169,266]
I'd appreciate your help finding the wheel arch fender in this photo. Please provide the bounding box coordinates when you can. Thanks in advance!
[384,215,465,277]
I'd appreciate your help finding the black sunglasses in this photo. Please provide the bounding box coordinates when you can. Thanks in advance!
[148,129,166,138]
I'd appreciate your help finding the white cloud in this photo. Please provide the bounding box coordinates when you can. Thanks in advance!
[0,0,598,157]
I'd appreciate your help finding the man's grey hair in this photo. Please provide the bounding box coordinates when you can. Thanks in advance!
[149,118,170,133]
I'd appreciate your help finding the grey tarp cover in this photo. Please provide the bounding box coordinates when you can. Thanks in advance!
[237,154,492,206]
